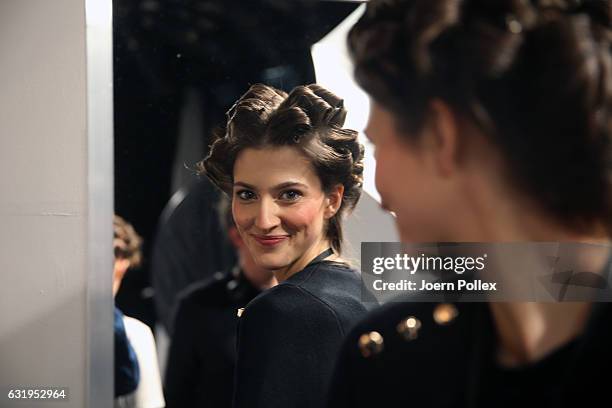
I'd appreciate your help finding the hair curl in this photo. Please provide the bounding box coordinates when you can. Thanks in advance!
[198,83,364,254]
[113,215,143,268]
[349,0,612,235]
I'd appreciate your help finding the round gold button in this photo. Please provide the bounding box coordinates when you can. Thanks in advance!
[505,15,523,34]
[396,316,421,341]
[433,303,458,325]
[358,331,384,358]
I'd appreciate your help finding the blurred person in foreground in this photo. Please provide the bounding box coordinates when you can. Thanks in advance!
[327,0,612,407]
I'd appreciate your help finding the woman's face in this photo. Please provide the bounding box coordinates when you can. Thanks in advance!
[232,146,340,273]
[365,102,453,242]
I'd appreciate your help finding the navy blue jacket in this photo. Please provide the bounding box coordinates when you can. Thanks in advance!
[327,301,612,408]
[164,269,260,408]
[114,307,140,397]
[233,261,377,408]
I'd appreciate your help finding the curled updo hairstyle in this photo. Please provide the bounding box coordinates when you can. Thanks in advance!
[199,84,364,254]
[349,0,612,235]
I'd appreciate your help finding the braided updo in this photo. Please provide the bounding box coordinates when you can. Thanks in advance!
[199,83,364,254]
[349,0,612,235]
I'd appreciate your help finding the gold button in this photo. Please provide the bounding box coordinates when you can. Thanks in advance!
[396,316,421,341]
[358,331,384,358]
[505,15,522,34]
[237,308,244,317]
[433,303,458,325]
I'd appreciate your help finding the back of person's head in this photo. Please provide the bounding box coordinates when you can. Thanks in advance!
[200,83,364,253]
[349,0,612,235]
[114,214,143,268]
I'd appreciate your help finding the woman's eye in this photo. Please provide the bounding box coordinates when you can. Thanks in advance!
[236,190,256,201]
[280,190,302,201]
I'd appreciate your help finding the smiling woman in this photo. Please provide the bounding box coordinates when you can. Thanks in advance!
[198,83,376,408]
[232,146,342,281]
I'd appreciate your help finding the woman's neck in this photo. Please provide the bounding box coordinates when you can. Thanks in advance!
[239,253,276,290]
[485,235,608,366]
[489,302,592,366]
[273,240,333,283]
[454,175,609,366]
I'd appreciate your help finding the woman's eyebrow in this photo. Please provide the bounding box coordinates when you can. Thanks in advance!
[233,181,308,190]
[273,181,308,190]
[233,181,256,189]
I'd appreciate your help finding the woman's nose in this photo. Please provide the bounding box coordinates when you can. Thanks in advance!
[254,198,280,231]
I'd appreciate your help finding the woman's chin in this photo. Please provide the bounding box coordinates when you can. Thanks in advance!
[255,254,288,272]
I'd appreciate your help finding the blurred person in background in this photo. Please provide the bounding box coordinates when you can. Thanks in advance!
[114,308,139,400]
[164,195,276,408]
[114,215,165,408]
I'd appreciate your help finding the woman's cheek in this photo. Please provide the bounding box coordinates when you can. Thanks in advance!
[285,201,323,232]
[232,204,251,231]
[376,148,394,185]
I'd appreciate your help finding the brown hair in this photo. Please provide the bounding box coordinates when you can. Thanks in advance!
[113,215,143,268]
[198,83,364,254]
[349,0,612,235]
[217,194,235,232]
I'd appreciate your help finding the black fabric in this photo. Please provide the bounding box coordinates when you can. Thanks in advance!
[327,300,612,408]
[476,337,577,408]
[233,261,377,408]
[306,248,335,267]
[164,269,260,408]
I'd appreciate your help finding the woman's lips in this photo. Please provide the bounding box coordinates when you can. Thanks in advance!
[252,234,289,247]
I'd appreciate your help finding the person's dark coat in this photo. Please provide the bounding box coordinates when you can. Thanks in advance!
[164,269,260,408]
[152,178,237,334]
[233,260,377,408]
[327,299,612,408]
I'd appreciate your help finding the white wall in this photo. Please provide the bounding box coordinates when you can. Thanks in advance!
[0,0,113,407]
[312,4,399,267]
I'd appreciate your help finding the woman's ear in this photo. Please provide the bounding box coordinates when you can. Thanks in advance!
[425,99,461,177]
[324,184,344,219]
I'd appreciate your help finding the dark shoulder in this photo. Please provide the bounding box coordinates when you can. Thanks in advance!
[176,272,232,311]
[244,262,359,310]
[286,261,365,301]
[290,261,360,285]
[239,285,344,345]
[241,262,373,336]
[297,261,375,304]
[242,282,332,318]
[328,302,482,407]
[341,301,481,368]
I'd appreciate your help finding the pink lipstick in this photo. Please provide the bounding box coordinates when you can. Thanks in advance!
[252,235,289,247]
